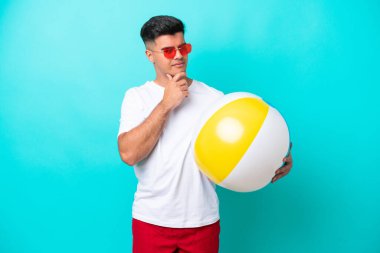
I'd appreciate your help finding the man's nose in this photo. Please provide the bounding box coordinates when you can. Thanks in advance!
[174,48,184,60]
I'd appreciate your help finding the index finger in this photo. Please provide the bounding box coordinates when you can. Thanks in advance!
[172,72,187,82]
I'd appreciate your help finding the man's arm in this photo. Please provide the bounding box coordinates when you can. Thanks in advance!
[118,72,189,166]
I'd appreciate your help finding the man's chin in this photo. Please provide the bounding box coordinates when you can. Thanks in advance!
[170,68,187,76]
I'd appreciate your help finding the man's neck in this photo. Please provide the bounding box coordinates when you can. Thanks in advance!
[154,76,169,87]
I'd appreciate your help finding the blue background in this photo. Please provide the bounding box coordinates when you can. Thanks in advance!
[1,0,379,252]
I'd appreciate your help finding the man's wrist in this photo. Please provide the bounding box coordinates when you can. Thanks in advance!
[158,100,173,114]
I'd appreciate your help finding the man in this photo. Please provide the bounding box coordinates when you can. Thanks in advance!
[117,15,293,253]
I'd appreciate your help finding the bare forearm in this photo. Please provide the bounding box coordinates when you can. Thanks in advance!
[118,101,171,165]
[118,72,189,166]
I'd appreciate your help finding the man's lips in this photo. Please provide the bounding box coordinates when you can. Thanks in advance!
[172,62,185,67]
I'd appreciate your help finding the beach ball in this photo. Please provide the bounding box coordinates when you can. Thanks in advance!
[192,92,290,192]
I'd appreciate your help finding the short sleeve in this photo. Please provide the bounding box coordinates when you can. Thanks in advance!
[118,88,145,137]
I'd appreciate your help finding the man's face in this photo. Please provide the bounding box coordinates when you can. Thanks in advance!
[145,32,189,77]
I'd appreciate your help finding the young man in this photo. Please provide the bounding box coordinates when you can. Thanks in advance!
[117,15,293,253]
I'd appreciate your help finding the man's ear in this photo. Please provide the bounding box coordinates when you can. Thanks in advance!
[145,41,155,63]
[145,50,154,63]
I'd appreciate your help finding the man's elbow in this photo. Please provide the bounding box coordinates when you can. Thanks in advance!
[118,133,138,166]
[120,152,138,166]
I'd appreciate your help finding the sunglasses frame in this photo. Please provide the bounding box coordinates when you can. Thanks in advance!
[148,43,192,59]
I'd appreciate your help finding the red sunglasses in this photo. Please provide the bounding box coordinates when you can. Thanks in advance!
[149,43,192,59]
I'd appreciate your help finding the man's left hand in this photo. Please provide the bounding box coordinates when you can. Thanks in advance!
[271,142,293,183]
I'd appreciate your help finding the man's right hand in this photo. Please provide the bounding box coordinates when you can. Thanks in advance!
[162,72,189,111]
[118,72,190,165]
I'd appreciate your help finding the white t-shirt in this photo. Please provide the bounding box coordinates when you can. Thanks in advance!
[118,80,224,228]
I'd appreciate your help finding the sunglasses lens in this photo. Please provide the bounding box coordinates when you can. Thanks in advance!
[163,47,176,59]
[179,44,192,56]
[161,44,192,59]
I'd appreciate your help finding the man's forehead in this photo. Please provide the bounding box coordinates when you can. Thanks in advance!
[152,32,185,47]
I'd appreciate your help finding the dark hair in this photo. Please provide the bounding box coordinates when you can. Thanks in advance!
[140,15,185,44]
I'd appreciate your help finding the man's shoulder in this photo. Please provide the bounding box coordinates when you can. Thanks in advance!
[122,81,157,97]
[124,81,151,93]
